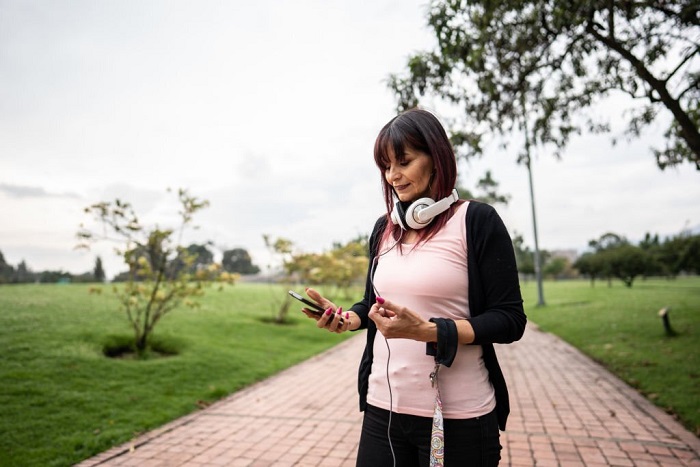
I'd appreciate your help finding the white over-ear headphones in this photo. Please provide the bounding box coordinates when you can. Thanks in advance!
[390,188,459,230]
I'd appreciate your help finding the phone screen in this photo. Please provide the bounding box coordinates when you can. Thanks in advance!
[288,290,325,314]
[288,290,345,325]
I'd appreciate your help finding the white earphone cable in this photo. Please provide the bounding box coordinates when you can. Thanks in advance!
[370,228,403,467]
[385,338,396,467]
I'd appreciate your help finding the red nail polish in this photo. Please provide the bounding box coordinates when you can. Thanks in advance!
[376,297,385,304]
[336,306,343,315]
[345,312,350,319]
[325,308,332,315]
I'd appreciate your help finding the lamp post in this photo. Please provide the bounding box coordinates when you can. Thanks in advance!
[521,105,545,307]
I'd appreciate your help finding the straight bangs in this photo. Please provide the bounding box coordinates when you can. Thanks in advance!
[373,121,429,171]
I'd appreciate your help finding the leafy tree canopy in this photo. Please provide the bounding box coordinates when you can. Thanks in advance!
[575,230,700,286]
[169,243,215,276]
[222,248,260,275]
[390,0,700,169]
[588,232,629,251]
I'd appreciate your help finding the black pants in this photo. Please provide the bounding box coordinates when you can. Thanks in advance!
[356,404,501,467]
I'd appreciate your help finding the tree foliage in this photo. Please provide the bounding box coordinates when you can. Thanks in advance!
[512,233,536,275]
[0,252,100,284]
[649,231,700,275]
[262,234,370,323]
[286,239,369,297]
[262,235,296,324]
[458,169,511,205]
[574,230,700,287]
[543,256,574,279]
[0,251,15,284]
[77,188,237,355]
[601,244,650,287]
[169,243,215,277]
[93,256,106,283]
[222,248,260,275]
[389,0,700,169]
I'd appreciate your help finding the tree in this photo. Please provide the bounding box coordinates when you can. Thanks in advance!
[512,233,535,276]
[390,1,699,305]
[261,235,370,323]
[602,244,650,287]
[585,232,628,285]
[389,1,700,169]
[543,256,572,279]
[222,248,260,275]
[77,188,236,355]
[661,232,700,275]
[184,243,214,271]
[37,270,72,283]
[320,239,369,298]
[578,232,658,287]
[14,260,34,284]
[589,232,629,252]
[283,239,369,298]
[638,232,666,277]
[262,235,295,324]
[458,170,511,205]
[0,250,15,284]
[574,230,700,282]
[679,235,700,273]
[574,252,607,286]
[94,256,106,283]
[169,243,215,277]
[71,271,97,283]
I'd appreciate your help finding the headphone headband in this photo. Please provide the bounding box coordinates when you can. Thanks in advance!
[414,189,459,223]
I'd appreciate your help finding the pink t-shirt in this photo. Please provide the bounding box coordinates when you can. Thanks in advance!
[367,201,496,419]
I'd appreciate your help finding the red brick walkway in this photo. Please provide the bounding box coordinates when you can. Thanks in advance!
[77,324,700,466]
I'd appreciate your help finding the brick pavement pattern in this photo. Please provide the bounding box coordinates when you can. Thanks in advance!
[77,323,699,466]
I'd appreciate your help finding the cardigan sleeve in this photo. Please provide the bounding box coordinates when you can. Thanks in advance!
[466,202,527,345]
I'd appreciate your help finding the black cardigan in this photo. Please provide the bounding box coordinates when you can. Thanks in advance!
[348,200,526,431]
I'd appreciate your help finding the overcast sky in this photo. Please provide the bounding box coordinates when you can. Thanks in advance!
[1,0,698,279]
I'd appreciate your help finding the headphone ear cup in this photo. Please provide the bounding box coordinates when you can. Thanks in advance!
[391,189,458,230]
[391,201,408,230]
[404,197,435,230]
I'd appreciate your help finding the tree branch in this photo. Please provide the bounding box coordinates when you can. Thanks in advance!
[587,18,700,157]
[677,77,699,100]
[662,44,700,84]
[648,2,700,27]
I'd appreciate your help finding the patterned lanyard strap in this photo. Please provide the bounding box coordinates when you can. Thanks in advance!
[429,363,445,467]
[426,317,457,467]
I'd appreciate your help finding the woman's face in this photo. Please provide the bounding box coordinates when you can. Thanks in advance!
[383,146,434,203]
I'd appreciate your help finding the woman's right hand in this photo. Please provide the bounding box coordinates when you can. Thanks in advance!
[303,287,355,333]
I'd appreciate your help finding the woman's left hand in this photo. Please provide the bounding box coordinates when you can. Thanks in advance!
[368,297,436,342]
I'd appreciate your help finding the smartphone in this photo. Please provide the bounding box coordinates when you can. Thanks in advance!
[288,290,344,325]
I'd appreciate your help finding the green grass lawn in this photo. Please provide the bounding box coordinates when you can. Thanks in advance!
[0,283,356,467]
[1,278,698,466]
[522,276,699,436]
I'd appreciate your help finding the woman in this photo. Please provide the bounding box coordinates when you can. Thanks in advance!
[301,108,526,466]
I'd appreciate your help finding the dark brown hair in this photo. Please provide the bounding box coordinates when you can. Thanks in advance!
[373,108,457,247]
